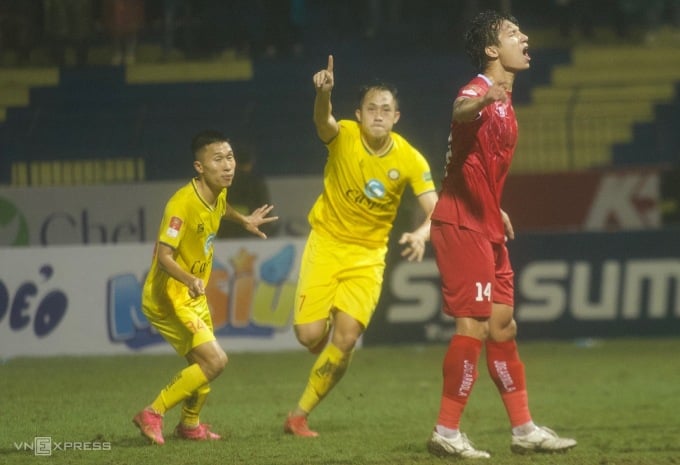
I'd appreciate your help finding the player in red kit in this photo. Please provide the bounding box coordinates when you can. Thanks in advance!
[426,10,577,459]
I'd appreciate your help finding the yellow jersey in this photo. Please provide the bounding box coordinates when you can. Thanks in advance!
[309,120,435,248]
[143,178,227,314]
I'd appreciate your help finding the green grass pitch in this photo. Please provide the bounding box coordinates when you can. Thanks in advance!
[1,337,679,464]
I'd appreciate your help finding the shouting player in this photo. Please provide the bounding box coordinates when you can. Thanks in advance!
[427,10,577,459]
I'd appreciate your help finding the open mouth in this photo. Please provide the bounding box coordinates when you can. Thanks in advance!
[523,45,530,59]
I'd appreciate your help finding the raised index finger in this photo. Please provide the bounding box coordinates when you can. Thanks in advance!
[327,55,334,73]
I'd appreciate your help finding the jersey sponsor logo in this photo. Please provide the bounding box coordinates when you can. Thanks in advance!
[190,260,208,274]
[423,171,432,182]
[166,216,182,238]
[364,179,386,199]
[345,188,391,212]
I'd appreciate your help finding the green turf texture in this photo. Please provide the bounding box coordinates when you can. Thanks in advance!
[1,337,679,464]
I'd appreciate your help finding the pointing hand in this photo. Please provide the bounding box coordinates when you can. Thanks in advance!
[312,55,334,93]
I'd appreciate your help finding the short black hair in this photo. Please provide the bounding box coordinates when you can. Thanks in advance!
[191,130,229,159]
[464,10,519,73]
[357,80,400,110]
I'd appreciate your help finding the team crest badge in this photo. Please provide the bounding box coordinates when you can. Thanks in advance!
[496,103,507,118]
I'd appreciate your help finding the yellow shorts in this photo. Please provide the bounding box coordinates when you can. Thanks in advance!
[294,230,387,328]
[143,295,216,356]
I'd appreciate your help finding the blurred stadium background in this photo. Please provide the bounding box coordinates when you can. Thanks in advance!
[1,2,679,463]
[0,0,679,352]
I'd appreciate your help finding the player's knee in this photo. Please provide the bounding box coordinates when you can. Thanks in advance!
[217,350,229,369]
[203,350,228,379]
[294,323,326,349]
[490,318,517,342]
[297,334,317,349]
[455,317,489,340]
[331,331,359,353]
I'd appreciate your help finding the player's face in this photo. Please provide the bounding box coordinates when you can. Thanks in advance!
[194,141,236,191]
[494,19,530,72]
[356,89,401,139]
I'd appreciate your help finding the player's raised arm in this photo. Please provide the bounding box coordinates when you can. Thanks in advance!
[313,54,339,143]
[453,81,508,122]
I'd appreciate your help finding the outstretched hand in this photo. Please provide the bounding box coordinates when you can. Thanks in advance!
[398,231,427,262]
[312,55,334,93]
[243,204,279,239]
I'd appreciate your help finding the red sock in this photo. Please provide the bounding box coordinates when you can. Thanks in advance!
[437,335,482,429]
[486,340,532,427]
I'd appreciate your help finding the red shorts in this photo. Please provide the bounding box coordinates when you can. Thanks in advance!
[431,220,514,318]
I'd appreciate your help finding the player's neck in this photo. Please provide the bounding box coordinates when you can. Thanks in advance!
[484,68,515,92]
[194,177,221,207]
[361,134,393,157]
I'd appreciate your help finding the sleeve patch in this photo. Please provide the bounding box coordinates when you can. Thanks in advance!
[166,216,183,238]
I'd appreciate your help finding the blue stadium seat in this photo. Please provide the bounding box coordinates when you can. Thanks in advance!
[0,49,593,184]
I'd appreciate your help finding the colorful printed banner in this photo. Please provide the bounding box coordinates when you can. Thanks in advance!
[0,238,308,358]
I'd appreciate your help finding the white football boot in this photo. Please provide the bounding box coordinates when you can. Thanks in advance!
[511,426,577,453]
[427,430,491,459]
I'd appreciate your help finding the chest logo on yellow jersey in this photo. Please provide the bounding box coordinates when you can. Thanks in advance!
[388,169,400,181]
[204,233,215,255]
[364,179,386,199]
[197,223,205,233]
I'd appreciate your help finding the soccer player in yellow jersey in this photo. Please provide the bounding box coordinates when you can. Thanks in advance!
[283,55,439,437]
[133,130,277,445]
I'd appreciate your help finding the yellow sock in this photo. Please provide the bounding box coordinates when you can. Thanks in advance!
[151,363,209,415]
[180,384,211,428]
[298,343,352,413]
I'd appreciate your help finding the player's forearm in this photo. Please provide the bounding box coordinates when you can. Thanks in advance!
[158,253,198,289]
[452,96,488,122]
[313,90,332,122]
[413,218,432,242]
[415,191,438,241]
[313,91,337,141]
[224,203,247,227]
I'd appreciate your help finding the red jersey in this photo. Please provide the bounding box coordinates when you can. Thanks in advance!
[431,74,517,244]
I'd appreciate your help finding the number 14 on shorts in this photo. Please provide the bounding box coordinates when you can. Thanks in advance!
[475,282,491,302]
